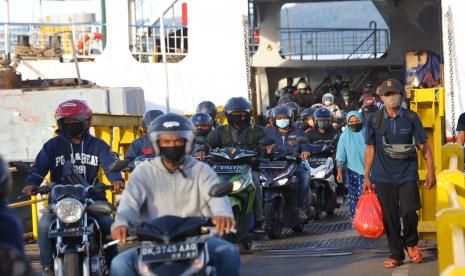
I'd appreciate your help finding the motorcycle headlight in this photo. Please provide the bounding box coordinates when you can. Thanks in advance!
[54,198,84,224]
[277,178,289,186]
[232,180,242,192]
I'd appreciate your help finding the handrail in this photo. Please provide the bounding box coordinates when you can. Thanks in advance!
[436,143,465,275]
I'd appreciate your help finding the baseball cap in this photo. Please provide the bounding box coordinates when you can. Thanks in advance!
[379,79,404,96]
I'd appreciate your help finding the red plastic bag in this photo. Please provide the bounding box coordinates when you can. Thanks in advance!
[354,191,384,238]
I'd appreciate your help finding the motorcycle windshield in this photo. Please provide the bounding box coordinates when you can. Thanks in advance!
[136,216,212,242]
[49,184,87,201]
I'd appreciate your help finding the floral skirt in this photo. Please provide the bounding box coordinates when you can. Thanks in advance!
[347,168,364,219]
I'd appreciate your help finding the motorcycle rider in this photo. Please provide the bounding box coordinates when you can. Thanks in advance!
[265,106,311,220]
[336,88,358,113]
[196,101,220,128]
[291,81,313,108]
[300,107,316,134]
[22,99,124,274]
[191,112,214,155]
[110,113,239,276]
[322,93,344,129]
[204,97,270,233]
[125,109,164,161]
[308,108,343,205]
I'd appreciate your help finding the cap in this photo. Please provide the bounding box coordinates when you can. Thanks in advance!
[379,79,404,96]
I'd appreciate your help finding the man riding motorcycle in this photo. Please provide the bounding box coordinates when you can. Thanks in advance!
[191,112,214,154]
[22,99,124,275]
[300,107,316,134]
[125,109,164,161]
[204,97,270,233]
[197,101,220,128]
[265,105,311,220]
[110,113,239,276]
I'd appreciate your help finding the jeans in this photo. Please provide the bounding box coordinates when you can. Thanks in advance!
[252,171,265,222]
[295,165,310,209]
[111,237,240,276]
[38,212,117,267]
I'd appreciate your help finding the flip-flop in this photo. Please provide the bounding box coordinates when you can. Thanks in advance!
[384,257,403,268]
[406,246,423,263]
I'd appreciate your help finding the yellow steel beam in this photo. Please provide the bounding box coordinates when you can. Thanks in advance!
[437,208,465,274]
[92,113,141,127]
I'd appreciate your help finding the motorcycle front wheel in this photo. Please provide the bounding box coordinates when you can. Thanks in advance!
[64,253,81,276]
[264,198,283,239]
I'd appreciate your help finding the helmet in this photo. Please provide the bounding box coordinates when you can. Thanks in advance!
[322,93,335,105]
[142,110,164,130]
[278,96,292,105]
[341,89,351,98]
[224,97,251,114]
[148,113,196,156]
[0,155,12,197]
[311,103,324,109]
[271,105,293,127]
[224,97,252,128]
[56,99,92,122]
[313,108,333,130]
[190,112,213,136]
[196,101,217,120]
[285,101,300,121]
[297,82,307,90]
[300,107,316,121]
[265,108,274,125]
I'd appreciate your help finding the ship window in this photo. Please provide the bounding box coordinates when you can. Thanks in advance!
[128,0,188,63]
[0,0,104,61]
[280,1,390,60]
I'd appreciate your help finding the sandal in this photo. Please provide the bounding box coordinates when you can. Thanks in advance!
[384,257,403,268]
[406,245,423,263]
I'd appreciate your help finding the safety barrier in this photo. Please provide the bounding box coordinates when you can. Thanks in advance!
[436,143,465,275]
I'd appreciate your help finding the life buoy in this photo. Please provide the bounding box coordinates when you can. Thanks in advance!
[77,32,103,52]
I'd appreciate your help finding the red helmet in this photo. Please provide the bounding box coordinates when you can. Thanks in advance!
[55,99,92,122]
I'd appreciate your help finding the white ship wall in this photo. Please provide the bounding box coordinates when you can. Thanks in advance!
[16,0,249,114]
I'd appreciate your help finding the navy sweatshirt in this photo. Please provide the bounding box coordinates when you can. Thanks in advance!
[0,202,24,254]
[26,132,123,186]
[124,135,154,162]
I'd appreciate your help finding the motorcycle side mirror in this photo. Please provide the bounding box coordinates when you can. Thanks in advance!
[208,182,233,197]
[259,137,275,146]
[87,201,116,216]
[108,160,130,172]
[11,162,32,174]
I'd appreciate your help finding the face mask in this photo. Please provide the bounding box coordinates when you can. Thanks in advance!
[324,100,332,106]
[159,145,186,164]
[229,113,250,129]
[349,123,363,132]
[63,122,85,138]
[276,119,290,129]
[343,96,350,101]
[299,89,307,94]
[196,129,209,137]
[383,94,402,109]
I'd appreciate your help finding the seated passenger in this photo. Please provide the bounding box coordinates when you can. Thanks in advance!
[191,112,214,155]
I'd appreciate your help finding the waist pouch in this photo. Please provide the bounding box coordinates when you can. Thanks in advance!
[382,136,417,160]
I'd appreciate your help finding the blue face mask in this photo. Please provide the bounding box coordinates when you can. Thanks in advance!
[276,119,290,129]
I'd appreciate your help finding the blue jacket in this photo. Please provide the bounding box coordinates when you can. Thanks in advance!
[125,135,154,162]
[26,132,123,186]
[265,126,308,155]
[0,202,24,254]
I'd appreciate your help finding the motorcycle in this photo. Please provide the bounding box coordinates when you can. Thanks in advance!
[303,141,338,219]
[121,183,234,276]
[15,160,128,276]
[258,152,302,239]
[204,147,256,250]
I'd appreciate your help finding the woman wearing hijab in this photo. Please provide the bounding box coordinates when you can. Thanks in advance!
[335,111,366,219]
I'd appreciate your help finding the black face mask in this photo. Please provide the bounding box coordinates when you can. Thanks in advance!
[63,122,85,138]
[349,123,363,132]
[159,145,186,164]
[229,113,250,129]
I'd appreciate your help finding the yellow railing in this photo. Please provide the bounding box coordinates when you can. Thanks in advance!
[437,143,465,275]
[8,195,47,240]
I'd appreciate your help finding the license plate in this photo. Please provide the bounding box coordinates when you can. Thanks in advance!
[308,158,326,167]
[140,242,198,263]
[212,165,242,174]
[259,161,287,169]
[49,226,91,238]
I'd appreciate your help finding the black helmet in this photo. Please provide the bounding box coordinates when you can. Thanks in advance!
[313,108,333,130]
[0,155,12,198]
[300,107,316,121]
[196,101,217,120]
[142,110,164,130]
[277,96,292,105]
[224,97,251,128]
[271,105,293,127]
[341,88,351,98]
[285,101,300,122]
[148,113,195,156]
[190,112,213,136]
